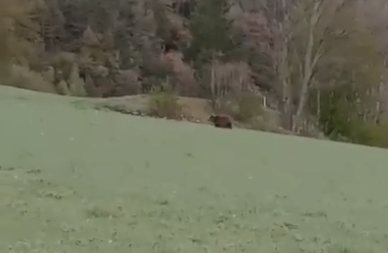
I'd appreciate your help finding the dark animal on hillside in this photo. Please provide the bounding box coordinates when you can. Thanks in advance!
[208,114,233,129]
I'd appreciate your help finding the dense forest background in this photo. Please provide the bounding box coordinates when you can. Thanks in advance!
[1,0,388,148]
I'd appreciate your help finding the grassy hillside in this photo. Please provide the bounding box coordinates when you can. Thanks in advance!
[0,86,387,253]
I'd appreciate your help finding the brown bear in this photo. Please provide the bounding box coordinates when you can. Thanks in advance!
[208,114,233,129]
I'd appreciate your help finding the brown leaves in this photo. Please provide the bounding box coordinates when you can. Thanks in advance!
[160,51,197,96]
[0,0,37,70]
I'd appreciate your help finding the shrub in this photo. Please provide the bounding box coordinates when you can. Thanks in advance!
[350,122,388,148]
[148,84,182,119]
[234,92,263,122]
[213,92,263,124]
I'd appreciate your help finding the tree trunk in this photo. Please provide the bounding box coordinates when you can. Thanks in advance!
[292,1,323,132]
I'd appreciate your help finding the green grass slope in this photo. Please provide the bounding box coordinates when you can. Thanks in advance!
[0,86,388,253]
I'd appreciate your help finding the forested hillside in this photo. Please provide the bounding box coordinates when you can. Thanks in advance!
[1,0,388,147]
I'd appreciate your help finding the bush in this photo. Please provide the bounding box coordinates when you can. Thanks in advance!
[148,84,182,119]
[214,92,263,123]
[350,122,388,148]
[234,92,263,122]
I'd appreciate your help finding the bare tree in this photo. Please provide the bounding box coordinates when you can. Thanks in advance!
[262,0,381,133]
[265,0,328,131]
[265,0,293,129]
[291,1,325,132]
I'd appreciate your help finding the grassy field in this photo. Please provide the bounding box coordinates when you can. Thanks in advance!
[0,86,387,253]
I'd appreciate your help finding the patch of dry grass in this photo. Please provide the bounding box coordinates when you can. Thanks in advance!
[2,65,57,94]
